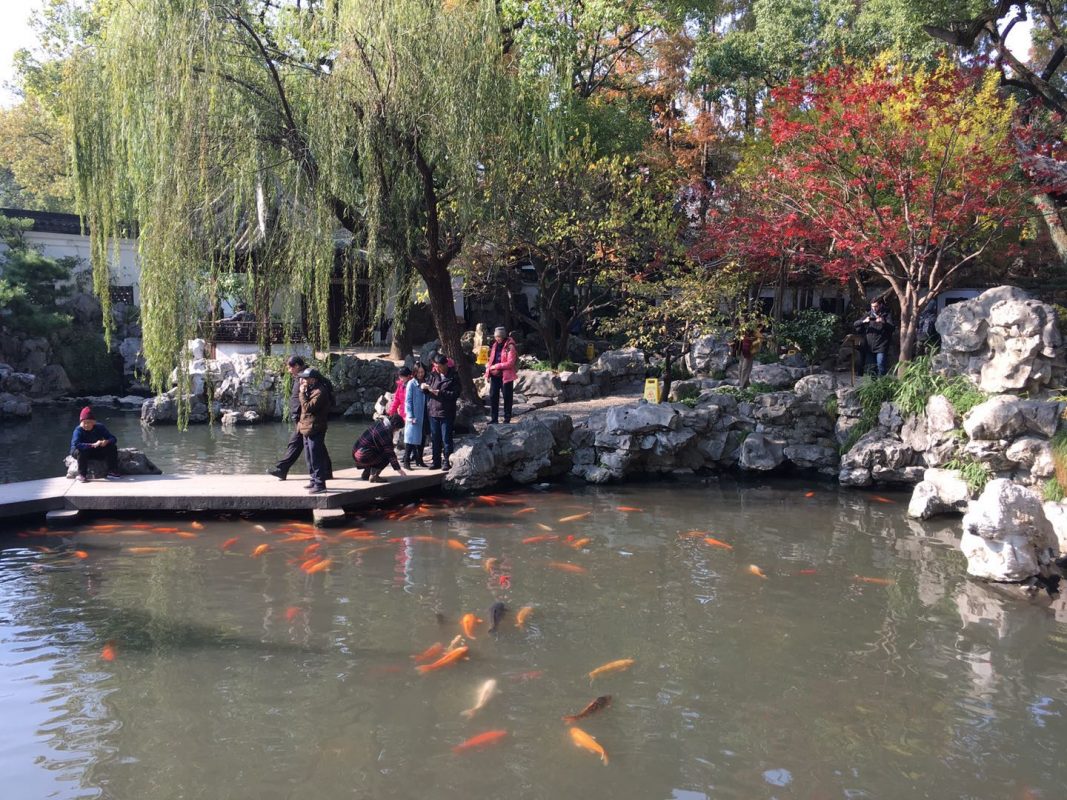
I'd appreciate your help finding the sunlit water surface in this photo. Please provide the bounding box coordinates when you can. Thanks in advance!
[3,479,1067,799]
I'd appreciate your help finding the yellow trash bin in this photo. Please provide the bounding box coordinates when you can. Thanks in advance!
[643,378,662,404]
[586,343,595,362]
[476,345,489,366]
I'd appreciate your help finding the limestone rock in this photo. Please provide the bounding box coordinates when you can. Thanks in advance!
[1,370,36,395]
[64,447,162,478]
[739,433,785,470]
[907,468,972,519]
[747,363,804,390]
[963,395,1060,440]
[221,409,261,425]
[839,430,920,486]
[1042,501,1067,554]
[960,478,1059,581]
[793,374,837,405]
[31,364,72,397]
[591,348,646,384]
[0,392,32,418]
[685,335,732,375]
[140,394,214,425]
[514,370,563,399]
[445,413,572,491]
[605,402,679,435]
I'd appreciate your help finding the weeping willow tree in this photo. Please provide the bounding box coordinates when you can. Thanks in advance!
[68,0,542,411]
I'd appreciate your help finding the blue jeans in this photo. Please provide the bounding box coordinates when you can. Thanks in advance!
[429,416,454,465]
[866,350,888,376]
[303,431,329,488]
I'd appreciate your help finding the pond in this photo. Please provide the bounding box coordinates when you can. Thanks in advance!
[2,478,1066,799]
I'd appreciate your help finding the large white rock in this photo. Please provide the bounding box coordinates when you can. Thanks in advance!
[963,395,1060,441]
[960,479,1059,581]
[1042,501,1067,554]
[907,468,971,519]
[793,373,837,405]
[739,433,785,470]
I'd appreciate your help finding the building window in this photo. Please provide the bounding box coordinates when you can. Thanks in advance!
[110,285,134,305]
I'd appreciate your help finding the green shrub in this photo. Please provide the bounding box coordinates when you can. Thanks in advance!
[824,395,838,417]
[51,330,123,394]
[839,374,898,454]
[672,382,701,402]
[1043,477,1065,503]
[755,350,779,364]
[530,358,578,372]
[776,309,842,363]
[1052,428,1067,489]
[943,456,993,495]
[893,352,986,417]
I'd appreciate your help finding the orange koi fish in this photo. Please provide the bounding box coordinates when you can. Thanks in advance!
[523,534,559,544]
[190,521,205,530]
[279,534,317,543]
[416,645,470,674]
[484,557,499,574]
[173,531,199,539]
[452,729,507,754]
[100,640,117,662]
[569,537,591,549]
[89,524,121,531]
[515,606,534,628]
[220,537,239,551]
[476,495,500,506]
[339,529,375,539]
[547,561,587,575]
[616,506,643,512]
[804,491,815,498]
[798,569,818,576]
[284,606,302,622]
[73,550,89,559]
[563,695,612,724]
[748,564,768,579]
[704,537,733,551]
[559,512,590,523]
[461,613,483,639]
[852,575,894,586]
[870,495,895,504]
[445,635,466,653]
[411,642,445,663]
[251,544,270,558]
[303,543,322,558]
[304,558,332,574]
[588,658,633,681]
[679,531,708,539]
[127,546,166,554]
[514,507,536,515]
[130,523,154,530]
[569,726,608,764]
[446,539,468,552]
[299,556,323,572]
[153,527,180,534]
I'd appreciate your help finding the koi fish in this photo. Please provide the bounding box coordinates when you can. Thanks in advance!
[523,534,559,544]
[305,558,332,574]
[484,557,499,574]
[417,645,469,674]
[461,613,483,639]
[704,537,733,551]
[852,575,894,586]
[616,506,643,512]
[446,635,466,652]
[804,491,815,498]
[73,550,89,559]
[569,537,591,549]
[798,569,818,576]
[488,602,508,633]
[127,546,166,554]
[514,507,536,515]
[89,524,120,531]
[412,642,445,663]
[563,695,612,724]
[515,606,534,629]
[446,539,467,552]
[303,543,322,557]
[509,670,544,682]
[452,729,507,754]
[748,564,768,579]
[569,726,608,764]
[460,678,499,719]
[153,527,180,534]
[339,529,375,539]
[548,561,587,575]
[220,537,239,551]
[280,534,318,543]
[536,523,554,532]
[559,513,590,523]
[173,531,199,539]
[190,521,205,530]
[284,606,302,622]
[475,495,500,506]
[679,531,708,539]
[253,524,269,533]
[251,544,270,558]
[100,640,117,662]
[870,495,894,504]
[588,659,634,681]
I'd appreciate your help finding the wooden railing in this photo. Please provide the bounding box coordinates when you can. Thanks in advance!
[199,320,306,344]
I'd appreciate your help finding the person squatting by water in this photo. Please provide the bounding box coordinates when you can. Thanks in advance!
[70,406,120,482]
[423,353,459,470]
[403,362,429,469]
[486,326,517,425]
[853,298,896,377]
[297,368,332,494]
[352,413,407,483]
[268,356,333,483]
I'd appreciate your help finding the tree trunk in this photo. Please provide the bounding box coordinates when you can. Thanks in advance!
[1033,193,1067,267]
[896,287,919,367]
[662,350,674,401]
[415,258,476,400]
[389,283,414,361]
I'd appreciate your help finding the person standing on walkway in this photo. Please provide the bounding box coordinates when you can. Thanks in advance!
[422,353,459,470]
[268,356,311,480]
[485,326,517,424]
[297,368,332,494]
[352,413,407,482]
[731,323,757,390]
[386,366,411,423]
[403,362,428,469]
[853,298,895,377]
[70,406,120,482]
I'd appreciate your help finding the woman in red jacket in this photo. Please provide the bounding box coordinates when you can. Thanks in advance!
[486,326,518,424]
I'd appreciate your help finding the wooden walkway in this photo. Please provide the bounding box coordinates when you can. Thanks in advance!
[0,468,445,523]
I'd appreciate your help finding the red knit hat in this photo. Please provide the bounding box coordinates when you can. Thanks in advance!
[79,406,94,421]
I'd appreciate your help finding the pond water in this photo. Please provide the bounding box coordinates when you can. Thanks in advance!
[0,409,373,484]
[2,479,1067,799]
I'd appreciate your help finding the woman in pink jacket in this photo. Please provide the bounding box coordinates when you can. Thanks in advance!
[486,326,518,424]
[386,366,411,420]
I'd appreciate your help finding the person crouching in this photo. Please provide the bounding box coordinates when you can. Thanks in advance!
[352,413,407,483]
[70,406,120,482]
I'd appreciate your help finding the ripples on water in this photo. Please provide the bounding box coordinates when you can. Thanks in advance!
[2,479,1067,799]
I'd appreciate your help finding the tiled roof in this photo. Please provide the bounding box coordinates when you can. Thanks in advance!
[0,208,84,235]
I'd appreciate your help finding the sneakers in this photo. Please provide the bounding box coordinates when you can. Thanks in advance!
[368,474,386,484]
[430,462,442,470]
[76,474,90,483]
[106,471,122,478]
[308,486,327,495]
[360,469,370,481]
[267,467,286,480]
[442,459,452,470]
[304,482,315,489]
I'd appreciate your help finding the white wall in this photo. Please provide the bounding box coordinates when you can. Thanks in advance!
[23,230,141,304]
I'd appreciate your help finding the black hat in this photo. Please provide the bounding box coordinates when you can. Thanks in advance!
[298,368,323,380]
[432,353,448,366]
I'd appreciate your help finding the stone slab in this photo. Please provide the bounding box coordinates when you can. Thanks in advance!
[0,477,71,520]
[313,508,347,528]
[46,509,81,527]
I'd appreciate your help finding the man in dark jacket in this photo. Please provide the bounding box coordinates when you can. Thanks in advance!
[297,368,332,494]
[70,406,120,482]
[268,356,333,481]
[422,353,459,470]
[853,298,895,376]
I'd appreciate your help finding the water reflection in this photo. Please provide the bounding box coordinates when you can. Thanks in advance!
[1,481,1067,798]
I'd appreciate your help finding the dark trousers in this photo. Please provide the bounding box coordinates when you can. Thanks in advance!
[429,416,454,465]
[489,375,514,423]
[72,443,118,476]
[303,432,330,489]
[353,448,390,470]
[276,429,332,479]
[864,350,889,377]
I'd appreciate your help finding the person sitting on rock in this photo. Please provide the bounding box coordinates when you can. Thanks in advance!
[352,413,407,482]
[70,406,120,482]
